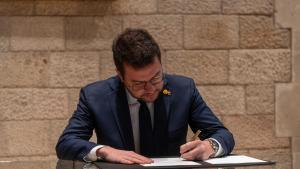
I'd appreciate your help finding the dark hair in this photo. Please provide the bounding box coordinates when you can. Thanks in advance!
[112,28,161,77]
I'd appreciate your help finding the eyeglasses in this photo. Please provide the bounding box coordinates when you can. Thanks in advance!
[127,73,164,91]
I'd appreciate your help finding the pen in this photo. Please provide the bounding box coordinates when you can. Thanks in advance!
[190,130,201,141]
[180,130,202,159]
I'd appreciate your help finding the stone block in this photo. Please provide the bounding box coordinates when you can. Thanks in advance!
[160,49,168,71]
[184,15,239,49]
[275,0,300,83]
[0,17,10,51]
[123,15,183,50]
[11,17,64,51]
[276,83,300,137]
[66,16,122,50]
[0,121,50,156]
[68,88,81,116]
[0,155,57,162]
[246,85,275,114]
[158,0,221,14]
[99,51,116,80]
[231,149,248,155]
[112,0,157,14]
[292,137,300,152]
[295,33,300,82]
[222,115,290,149]
[166,50,228,84]
[198,86,245,115]
[49,52,99,87]
[0,161,51,169]
[275,0,299,28]
[223,0,273,14]
[229,50,291,84]
[49,120,68,154]
[36,0,111,16]
[0,1,34,15]
[0,88,68,120]
[240,16,290,49]
[248,149,292,169]
[294,152,300,169]
[0,52,49,87]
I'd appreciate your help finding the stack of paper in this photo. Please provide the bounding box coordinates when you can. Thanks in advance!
[141,155,267,167]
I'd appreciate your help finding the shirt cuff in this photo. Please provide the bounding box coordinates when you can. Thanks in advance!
[83,145,104,162]
[209,138,224,157]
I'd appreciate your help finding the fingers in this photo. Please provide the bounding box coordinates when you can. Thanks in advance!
[122,153,152,164]
[124,151,153,164]
[118,159,134,164]
[180,140,200,154]
[180,140,211,161]
[102,147,153,164]
[128,151,153,163]
[181,146,201,160]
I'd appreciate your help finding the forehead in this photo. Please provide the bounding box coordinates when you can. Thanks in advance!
[123,57,162,81]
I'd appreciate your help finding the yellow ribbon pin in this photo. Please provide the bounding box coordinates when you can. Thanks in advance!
[162,89,171,95]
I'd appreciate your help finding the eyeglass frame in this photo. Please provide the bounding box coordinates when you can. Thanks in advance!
[124,71,165,91]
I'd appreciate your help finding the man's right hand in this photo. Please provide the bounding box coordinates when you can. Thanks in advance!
[96,146,153,164]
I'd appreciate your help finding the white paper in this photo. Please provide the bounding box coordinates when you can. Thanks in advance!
[205,155,266,164]
[142,157,201,167]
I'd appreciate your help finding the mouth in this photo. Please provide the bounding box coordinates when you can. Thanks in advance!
[142,91,158,98]
[145,93,155,97]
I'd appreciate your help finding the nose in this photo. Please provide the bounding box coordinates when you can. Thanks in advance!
[144,81,155,91]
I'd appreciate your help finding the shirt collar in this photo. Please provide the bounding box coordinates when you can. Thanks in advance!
[125,88,138,105]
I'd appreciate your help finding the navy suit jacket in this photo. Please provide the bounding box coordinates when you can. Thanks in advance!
[56,74,234,160]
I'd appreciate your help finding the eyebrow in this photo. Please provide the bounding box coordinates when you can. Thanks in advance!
[132,70,161,83]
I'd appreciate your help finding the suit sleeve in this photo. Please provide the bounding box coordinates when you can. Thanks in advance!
[56,88,97,161]
[188,79,235,156]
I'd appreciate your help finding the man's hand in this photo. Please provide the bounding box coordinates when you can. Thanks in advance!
[180,140,214,161]
[96,146,153,164]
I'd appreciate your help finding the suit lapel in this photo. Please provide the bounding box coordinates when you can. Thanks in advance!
[108,81,135,151]
[163,77,172,119]
[151,77,173,155]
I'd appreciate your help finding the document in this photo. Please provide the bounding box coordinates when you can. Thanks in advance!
[142,157,200,167]
[205,155,266,164]
[141,155,267,167]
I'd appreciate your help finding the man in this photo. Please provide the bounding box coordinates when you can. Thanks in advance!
[56,28,235,164]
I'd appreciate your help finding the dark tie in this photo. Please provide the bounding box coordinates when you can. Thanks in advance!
[138,100,154,156]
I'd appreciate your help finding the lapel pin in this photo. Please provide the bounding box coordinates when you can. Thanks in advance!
[162,89,171,95]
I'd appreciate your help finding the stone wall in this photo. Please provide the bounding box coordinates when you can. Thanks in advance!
[0,0,298,168]
[275,0,300,169]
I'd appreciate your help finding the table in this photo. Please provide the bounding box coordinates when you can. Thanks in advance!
[0,160,276,169]
[92,160,275,169]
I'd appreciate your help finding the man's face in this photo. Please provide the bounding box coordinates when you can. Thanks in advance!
[119,57,164,102]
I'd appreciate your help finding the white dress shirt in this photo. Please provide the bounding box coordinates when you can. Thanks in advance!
[84,90,223,161]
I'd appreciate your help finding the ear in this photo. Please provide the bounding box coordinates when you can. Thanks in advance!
[116,68,124,82]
